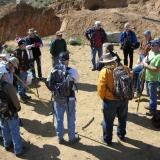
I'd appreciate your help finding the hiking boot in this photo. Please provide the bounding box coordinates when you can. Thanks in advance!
[146,110,155,116]
[69,135,81,144]
[24,95,32,100]
[58,138,65,144]
[5,143,13,151]
[117,135,125,142]
[15,147,28,158]
[20,97,28,103]
[91,68,96,71]
[100,137,112,146]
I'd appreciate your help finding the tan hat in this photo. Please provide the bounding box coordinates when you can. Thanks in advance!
[27,28,34,34]
[9,57,19,68]
[99,53,117,64]
[56,31,63,36]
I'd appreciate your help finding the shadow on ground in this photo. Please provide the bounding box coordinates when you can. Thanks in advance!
[77,82,97,92]
[66,136,160,160]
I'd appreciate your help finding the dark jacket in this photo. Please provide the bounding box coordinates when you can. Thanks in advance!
[50,39,67,57]
[0,80,21,119]
[119,30,138,50]
[85,27,107,47]
[14,48,31,72]
[25,36,42,60]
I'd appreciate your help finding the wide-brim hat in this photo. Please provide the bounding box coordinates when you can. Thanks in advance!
[56,31,63,36]
[27,28,34,34]
[9,57,19,68]
[99,53,117,64]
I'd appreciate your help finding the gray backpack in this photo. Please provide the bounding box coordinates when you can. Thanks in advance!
[113,65,133,100]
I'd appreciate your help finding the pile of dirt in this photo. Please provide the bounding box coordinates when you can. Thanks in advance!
[0,4,61,43]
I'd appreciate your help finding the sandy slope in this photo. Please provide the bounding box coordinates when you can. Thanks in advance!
[0,37,160,160]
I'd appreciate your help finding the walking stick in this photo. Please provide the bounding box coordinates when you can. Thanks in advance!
[135,68,146,115]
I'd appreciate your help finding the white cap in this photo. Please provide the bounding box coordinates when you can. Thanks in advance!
[95,21,101,26]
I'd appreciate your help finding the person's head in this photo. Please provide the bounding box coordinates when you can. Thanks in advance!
[0,65,8,81]
[143,30,152,41]
[56,31,63,39]
[8,57,19,70]
[124,22,131,32]
[150,38,160,53]
[17,39,26,49]
[27,28,35,38]
[99,52,117,66]
[59,52,69,66]
[104,43,114,53]
[94,21,101,29]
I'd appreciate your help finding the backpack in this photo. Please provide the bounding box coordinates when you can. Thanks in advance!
[0,81,9,119]
[113,65,133,100]
[46,65,74,104]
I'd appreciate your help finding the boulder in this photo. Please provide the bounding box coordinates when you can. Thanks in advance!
[107,32,121,43]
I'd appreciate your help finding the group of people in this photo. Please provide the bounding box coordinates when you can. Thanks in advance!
[0,21,160,157]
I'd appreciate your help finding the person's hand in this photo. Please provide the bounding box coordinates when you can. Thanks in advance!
[32,44,35,47]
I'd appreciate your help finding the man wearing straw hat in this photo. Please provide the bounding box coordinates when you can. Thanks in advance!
[97,53,131,145]
[49,31,67,66]
[25,28,43,80]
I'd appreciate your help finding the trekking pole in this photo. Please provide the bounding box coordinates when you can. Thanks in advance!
[135,69,145,115]
[14,73,48,107]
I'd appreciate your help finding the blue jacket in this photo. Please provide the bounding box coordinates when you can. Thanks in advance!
[119,31,137,49]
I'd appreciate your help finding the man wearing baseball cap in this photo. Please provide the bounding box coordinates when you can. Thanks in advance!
[143,38,160,115]
[46,51,80,144]
[49,31,67,66]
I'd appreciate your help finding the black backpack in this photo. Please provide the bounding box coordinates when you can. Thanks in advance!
[113,65,133,100]
[0,81,10,119]
[46,65,74,104]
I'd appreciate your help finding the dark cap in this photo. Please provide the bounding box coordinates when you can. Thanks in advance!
[18,39,26,46]
[59,52,69,61]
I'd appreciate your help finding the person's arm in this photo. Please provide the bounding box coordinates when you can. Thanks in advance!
[50,40,56,56]
[97,69,107,99]
[144,63,160,72]
[5,83,21,111]
[119,32,124,48]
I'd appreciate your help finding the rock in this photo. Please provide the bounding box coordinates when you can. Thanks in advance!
[107,32,121,43]
[0,4,61,42]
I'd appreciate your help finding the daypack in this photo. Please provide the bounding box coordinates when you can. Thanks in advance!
[0,81,9,119]
[46,65,75,103]
[113,65,133,100]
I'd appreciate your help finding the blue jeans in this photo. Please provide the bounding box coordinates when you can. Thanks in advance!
[91,47,103,69]
[53,98,76,141]
[147,81,159,111]
[0,116,22,154]
[102,99,128,142]
[18,71,28,98]
[133,65,143,93]
[32,57,42,78]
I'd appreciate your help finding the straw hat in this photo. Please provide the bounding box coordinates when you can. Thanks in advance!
[99,53,117,64]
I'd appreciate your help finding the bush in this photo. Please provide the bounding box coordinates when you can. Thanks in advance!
[68,37,82,46]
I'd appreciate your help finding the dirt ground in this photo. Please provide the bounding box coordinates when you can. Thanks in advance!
[0,37,160,160]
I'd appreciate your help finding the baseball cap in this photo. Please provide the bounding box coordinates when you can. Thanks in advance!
[9,57,19,68]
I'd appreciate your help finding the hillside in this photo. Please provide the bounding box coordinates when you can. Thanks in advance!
[0,0,160,43]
